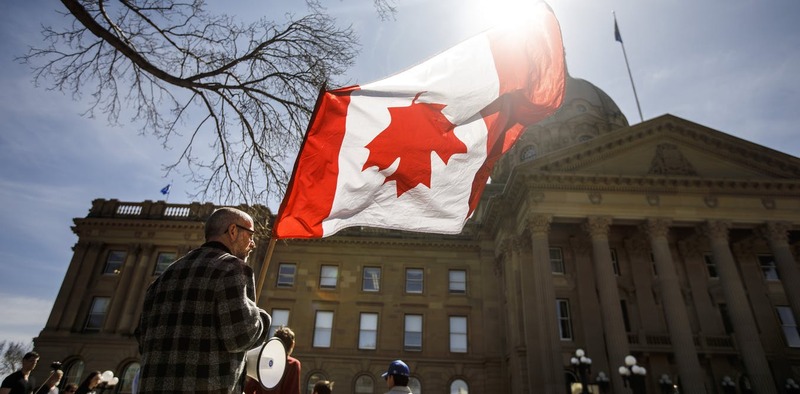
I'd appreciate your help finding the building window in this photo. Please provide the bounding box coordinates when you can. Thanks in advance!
[650,252,658,276]
[758,255,779,281]
[306,373,328,394]
[450,316,468,353]
[450,379,469,394]
[777,306,800,348]
[620,300,631,332]
[277,263,296,288]
[404,314,423,351]
[359,313,378,350]
[84,297,110,331]
[117,362,140,394]
[103,251,126,275]
[704,254,718,279]
[610,249,620,276]
[550,247,565,274]
[556,299,573,341]
[363,267,381,292]
[409,377,422,394]
[153,252,176,275]
[406,268,423,294]
[320,265,338,289]
[520,145,537,162]
[354,375,375,394]
[313,311,334,348]
[449,270,467,294]
[62,359,84,386]
[719,304,734,335]
[269,309,290,337]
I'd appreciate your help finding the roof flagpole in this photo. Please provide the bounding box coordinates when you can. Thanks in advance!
[614,11,644,123]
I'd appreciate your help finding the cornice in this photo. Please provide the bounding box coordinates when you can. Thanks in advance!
[273,235,481,251]
[73,218,204,230]
[522,173,800,195]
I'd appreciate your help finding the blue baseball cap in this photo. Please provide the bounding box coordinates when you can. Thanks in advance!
[381,360,410,378]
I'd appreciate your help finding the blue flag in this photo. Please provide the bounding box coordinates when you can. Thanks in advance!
[614,18,623,43]
[160,184,171,195]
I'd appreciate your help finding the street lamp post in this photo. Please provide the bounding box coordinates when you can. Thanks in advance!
[720,375,736,394]
[571,348,593,394]
[596,372,611,394]
[658,374,674,394]
[619,355,647,394]
[786,378,800,394]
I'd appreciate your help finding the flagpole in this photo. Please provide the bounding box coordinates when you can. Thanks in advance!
[255,237,277,301]
[614,12,644,123]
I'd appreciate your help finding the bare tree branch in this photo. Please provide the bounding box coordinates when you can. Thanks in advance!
[19,0,361,206]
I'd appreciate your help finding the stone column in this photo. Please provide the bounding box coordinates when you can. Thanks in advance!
[45,241,90,331]
[498,238,527,393]
[104,244,142,333]
[59,241,104,330]
[520,214,564,394]
[583,217,629,394]
[701,221,777,394]
[759,222,800,323]
[117,244,154,334]
[644,219,706,393]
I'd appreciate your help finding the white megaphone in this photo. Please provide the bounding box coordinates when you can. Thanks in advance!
[246,337,287,389]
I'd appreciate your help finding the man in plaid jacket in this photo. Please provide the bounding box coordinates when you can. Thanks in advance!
[136,207,272,393]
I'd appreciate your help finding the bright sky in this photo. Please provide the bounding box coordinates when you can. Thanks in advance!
[0,1,798,345]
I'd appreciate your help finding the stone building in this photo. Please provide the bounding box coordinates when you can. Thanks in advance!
[32,76,800,394]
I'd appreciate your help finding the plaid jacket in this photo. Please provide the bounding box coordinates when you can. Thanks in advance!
[137,242,271,393]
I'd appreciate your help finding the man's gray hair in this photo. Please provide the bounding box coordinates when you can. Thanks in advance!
[205,207,251,240]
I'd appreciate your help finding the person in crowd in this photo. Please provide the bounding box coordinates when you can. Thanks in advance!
[60,385,76,394]
[136,207,271,393]
[34,369,62,394]
[244,326,301,394]
[381,360,412,394]
[311,380,333,394]
[73,372,100,394]
[0,351,39,394]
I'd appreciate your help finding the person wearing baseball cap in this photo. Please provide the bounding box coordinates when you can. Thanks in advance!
[381,360,411,394]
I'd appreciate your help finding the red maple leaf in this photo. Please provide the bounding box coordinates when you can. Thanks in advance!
[362,92,468,197]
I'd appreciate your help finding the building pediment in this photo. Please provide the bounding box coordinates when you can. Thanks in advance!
[522,114,800,180]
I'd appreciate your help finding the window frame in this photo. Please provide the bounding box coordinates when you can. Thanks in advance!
[362,266,381,292]
[556,298,573,341]
[277,263,297,288]
[449,316,468,353]
[405,268,424,294]
[312,311,334,348]
[449,269,467,294]
[404,314,423,351]
[84,296,110,332]
[358,312,379,350]
[549,247,565,274]
[704,254,719,279]
[269,309,290,337]
[103,250,126,275]
[153,251,177,275]
[776,306,800,348]
[758,254,780,281]
[319,265,339,289]
[610,248,620,276]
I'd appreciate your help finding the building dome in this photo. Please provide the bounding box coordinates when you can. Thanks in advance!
[492,74,629,182]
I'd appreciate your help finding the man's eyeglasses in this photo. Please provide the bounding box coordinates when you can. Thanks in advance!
[235,224,255,235]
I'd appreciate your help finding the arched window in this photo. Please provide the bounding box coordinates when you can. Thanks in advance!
[409,377,422,394]
[354,374,374,394]
[117,362,140,394]
[577,134,593,142]
[61,359,84,388]
[520,145,537,162]
[306,372,327,394]
[450,379,468,394]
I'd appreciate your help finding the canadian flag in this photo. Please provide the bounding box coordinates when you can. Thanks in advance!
[274,3,566,239]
